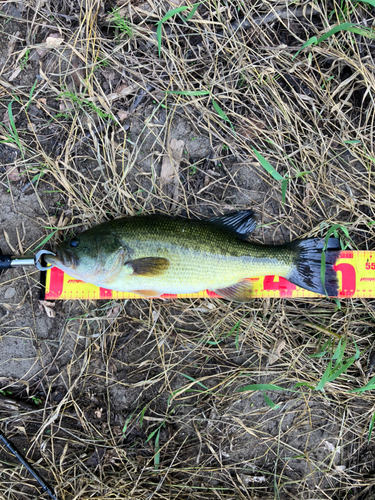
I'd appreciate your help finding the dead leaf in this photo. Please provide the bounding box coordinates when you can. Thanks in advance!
[46,35,64,48]
[106,305,121,318]
[303,182,313,207]
[85,447,106,467]
[2,109,10,128]
[160,138,184,208]
[12,425,27,436]
[3,230,16,253]
[36,46,47,58]
[8,31,20,57]
[238,119,265,140]
[8,67,22,82]
[27,123,37,132]
[268,339,286,365]
[36,98,47,109]
[57,212,70,228]
[36,33,64,57]
[152,309,160,323]
[71,61,84,87]
[240,474,266,484]
[86,83,139,104]
[6,165,21,182]
[336,465,346,472]
[117,109,129,121]
[39,300,56,318]
[324,440,340,455]
[103,69,116,82]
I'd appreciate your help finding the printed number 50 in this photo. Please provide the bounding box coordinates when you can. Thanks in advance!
[365,262,375,270]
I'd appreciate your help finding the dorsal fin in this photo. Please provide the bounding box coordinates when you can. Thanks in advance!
[208,210,256,240]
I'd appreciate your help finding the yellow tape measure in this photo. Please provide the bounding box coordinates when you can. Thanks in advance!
[44,251,372,300]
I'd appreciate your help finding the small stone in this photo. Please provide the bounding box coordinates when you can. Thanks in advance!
[4,288,16,299]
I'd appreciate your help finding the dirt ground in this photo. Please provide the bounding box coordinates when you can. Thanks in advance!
[1,0,375,499]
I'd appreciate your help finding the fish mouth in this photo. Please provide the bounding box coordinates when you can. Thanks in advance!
[45,254,59,267]
[46,247,78,269]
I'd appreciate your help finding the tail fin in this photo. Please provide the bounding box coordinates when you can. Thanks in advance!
[287,238,340,296]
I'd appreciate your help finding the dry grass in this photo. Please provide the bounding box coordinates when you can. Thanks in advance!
[1,0,375,498]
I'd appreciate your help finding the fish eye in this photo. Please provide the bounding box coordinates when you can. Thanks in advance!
[70,238,79,248]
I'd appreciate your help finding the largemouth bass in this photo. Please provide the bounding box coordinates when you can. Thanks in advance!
[45,211,340,301]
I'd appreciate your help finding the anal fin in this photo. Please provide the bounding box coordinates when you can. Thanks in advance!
[213,280,253,302]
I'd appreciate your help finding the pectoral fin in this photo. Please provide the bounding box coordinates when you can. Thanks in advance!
[213,280,253,302]
[125,257,170,277]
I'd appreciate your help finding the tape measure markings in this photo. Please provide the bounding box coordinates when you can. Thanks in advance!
[44,251,375,300]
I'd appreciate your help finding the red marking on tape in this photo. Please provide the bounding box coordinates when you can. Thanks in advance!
[48,266,65,298]
[99,288,113,299]
[334,263,356,297]
[263,276,297,297]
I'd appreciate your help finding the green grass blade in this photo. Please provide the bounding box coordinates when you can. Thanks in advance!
[7,102,23,157]
[122,414,133,437]
[145,426,160,443]
[369,413,375,443]
[160,5,190,23]
[324,224,350,250]
[293,36,318,59]
[294,382,315,389]
[154,427,161,470]
[157,4,201,56]
[327,355,356,383]
[32,230,58,252]
[317,23,357,44]
[281,178,288,205]
[354,340,361,360]
[344,140,362,144]
[294,22,375,60]
[263,393,281,410]
[350,375,375,393]
[180,373,209,390]
[320,248,328,296]
[184,2,200,20]
[140,406,147,427]
[237,383,287,392]
[347,26,375,39]
[252,147,284,182]
[26,79,38,111]
[212,99,234,129]
[332,338,344,363]
[358,0,375,6]
[315,360,332,391]
[156,22,162,57]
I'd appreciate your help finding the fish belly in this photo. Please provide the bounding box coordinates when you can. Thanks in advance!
[99,247,293,295]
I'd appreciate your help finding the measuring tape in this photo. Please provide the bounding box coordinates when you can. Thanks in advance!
[44,250,372,300]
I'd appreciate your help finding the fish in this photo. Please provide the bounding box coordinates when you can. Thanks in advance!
[45,211,340,301]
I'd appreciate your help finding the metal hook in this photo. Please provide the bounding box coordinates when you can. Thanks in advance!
[34,250,56,271]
